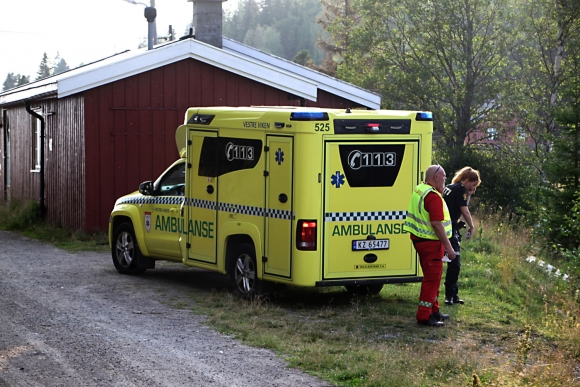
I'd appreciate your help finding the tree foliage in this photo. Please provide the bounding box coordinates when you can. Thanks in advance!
[506,0,580,154]
[543,43,580,251]
[53,52,70,75]
[3,52,70,90]
[223,0,325,64]
[338,0,520,159]
[36,52,52,81]
[2,73,30,91]
[316,0,358,75]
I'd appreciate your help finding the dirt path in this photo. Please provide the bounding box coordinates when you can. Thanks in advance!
[0,231,331,387]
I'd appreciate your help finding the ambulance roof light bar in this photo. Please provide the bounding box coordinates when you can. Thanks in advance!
[290,112,329,121]
[416,112,433,121]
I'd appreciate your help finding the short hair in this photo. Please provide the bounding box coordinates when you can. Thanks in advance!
[451,166,481,186]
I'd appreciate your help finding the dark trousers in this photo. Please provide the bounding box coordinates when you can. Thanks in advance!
[444,228,462,300]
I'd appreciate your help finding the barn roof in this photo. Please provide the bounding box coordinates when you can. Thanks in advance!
[0,38,381,109]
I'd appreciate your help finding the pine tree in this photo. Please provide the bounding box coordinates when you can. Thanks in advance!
[17,75,30,86]
[36,52,52,80]
[3,73,16,91]
[292,50,313,66]
[53,52,70,75]
[2,73,30,91]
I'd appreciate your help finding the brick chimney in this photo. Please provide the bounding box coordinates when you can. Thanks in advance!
[189,0,225,48]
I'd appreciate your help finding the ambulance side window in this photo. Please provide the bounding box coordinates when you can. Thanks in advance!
[158,163,186,196]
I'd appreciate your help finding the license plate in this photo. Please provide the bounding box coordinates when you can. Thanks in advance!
[352,238,390,251]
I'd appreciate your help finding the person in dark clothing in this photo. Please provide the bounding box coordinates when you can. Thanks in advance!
[442,166,481,306]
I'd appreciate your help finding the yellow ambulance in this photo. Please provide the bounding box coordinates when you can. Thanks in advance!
[109,106,433,297]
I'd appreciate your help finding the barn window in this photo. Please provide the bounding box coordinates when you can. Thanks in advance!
[32,110,42,171]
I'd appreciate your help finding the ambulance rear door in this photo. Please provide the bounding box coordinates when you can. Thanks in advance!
[323,135,420,280]
[264,135,294,278]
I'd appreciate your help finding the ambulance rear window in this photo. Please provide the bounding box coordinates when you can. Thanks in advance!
[339,144,406,187]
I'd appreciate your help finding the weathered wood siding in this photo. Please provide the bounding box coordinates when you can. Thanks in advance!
[0,110,7,202]
[3,104,41,204]
[44,96,85,230]
[0,97,85,230]
[84,58,358,231]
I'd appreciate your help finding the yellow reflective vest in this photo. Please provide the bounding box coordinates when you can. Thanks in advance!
[403,183,452,240]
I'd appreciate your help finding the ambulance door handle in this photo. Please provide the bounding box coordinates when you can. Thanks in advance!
[206,185,214,194]
[278,193,288,203]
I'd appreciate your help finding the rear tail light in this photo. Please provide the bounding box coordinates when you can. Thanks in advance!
[296,220,317,250]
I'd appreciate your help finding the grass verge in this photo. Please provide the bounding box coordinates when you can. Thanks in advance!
[0,200,108,252]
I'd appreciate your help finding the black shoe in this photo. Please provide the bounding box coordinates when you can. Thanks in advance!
[453,297,465,305]
[431,311,450,321]
[444,298,453,305]
[418,316,445,327]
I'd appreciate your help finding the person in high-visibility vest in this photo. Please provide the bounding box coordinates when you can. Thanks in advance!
[403,165,456,327]
[442,166,481,306]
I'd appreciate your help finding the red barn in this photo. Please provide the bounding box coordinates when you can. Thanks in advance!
[0,36,380,231]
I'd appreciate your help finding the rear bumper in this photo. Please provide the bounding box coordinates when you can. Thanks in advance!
[315,276,423,287]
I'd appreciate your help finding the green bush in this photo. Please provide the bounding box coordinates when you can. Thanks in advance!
[0,200,41,230]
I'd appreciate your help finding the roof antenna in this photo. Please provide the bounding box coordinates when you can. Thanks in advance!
[180,27,195,40]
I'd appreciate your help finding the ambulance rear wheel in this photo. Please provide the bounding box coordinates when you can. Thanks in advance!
[230,243,266,298]
[345,284,383,295]
[112,223,146,275]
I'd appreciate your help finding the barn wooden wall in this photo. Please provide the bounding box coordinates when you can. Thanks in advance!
[2,105,40,204]
[0,97,85,230]
[45,96,85,230]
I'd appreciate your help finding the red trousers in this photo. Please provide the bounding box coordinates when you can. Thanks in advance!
[414,240,445,322]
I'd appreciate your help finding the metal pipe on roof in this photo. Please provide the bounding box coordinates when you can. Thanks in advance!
[144,6,157,50]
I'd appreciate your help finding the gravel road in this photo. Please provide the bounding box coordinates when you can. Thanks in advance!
[0,231,332,387]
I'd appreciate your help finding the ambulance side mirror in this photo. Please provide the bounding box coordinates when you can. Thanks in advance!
[139,181,154,196]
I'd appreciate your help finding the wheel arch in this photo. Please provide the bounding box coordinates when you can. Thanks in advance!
[110,210,152,257]
[224,234,257,277]
[220,221,262,273]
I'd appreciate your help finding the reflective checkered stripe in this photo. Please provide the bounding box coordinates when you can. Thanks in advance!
[324,211,407,222]
[118,196,294,219]
[419,300,433,308]
[266,208,294,220]
[193,199,295,219]
[186,198,217,210]
[217,202,265,217]
[116,196,184,206]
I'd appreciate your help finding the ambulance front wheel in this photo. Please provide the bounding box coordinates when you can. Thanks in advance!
[112,222,147,275]
[230,243,267,298]
[345,284,383,295]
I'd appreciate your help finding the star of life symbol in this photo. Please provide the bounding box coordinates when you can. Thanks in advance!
[145,212,151,233]
[331,171,345,188]
[275,148,284,165]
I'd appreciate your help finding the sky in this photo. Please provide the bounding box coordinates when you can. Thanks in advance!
[0,0,239,87]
